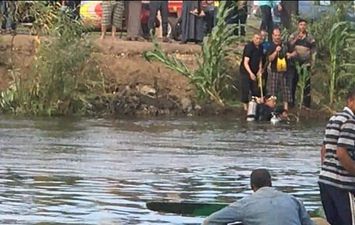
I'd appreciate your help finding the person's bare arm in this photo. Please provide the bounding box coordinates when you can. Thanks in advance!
[243,57,256,80]
[320,144,326,164]
[337,147,355,175]
[286,50,297,59]
[289,34,299,47]
[268,48,279,62]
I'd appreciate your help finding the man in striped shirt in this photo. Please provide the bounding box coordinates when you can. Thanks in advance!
[319,89,355,225]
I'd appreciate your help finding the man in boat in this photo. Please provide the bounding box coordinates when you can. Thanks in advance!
[318,89,355,225]
[202,168,314,225]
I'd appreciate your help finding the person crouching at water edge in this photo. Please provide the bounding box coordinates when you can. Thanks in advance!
[246,95,288,123]
[240,32,263,112]
[202,168,327,225]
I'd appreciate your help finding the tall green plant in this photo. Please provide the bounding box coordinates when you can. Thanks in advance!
[308,1,350,59]
[193,3,239,105]
[295,62,310,114]
[335,22,355,98]
[328,21,354,104]
[144,1,238,106]
[143,40,192,77]
[0,12,105,116]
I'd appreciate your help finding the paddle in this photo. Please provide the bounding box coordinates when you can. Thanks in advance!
[146,201,324,218]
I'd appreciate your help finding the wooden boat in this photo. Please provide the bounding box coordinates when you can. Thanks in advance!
[146,201,329,225]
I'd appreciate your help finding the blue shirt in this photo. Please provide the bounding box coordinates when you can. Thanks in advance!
[202,187,314,225]
[262,41,271,55]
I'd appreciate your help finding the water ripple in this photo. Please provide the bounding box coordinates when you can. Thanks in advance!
[0,116,324,224]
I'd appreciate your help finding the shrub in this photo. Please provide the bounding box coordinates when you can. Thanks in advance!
[0,11,105,116]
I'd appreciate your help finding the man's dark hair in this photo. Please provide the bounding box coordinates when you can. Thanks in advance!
[250,169,272,189]
[298,18,308,24]
[346,89,355,101]
[272,27,281,34]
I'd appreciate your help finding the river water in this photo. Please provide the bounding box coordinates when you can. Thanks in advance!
[0,116,326,225]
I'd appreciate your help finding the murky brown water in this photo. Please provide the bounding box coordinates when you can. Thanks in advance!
[0,116,326,224]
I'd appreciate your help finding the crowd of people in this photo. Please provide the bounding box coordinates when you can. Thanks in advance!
[241,18,316,122]
[98,0,249,42]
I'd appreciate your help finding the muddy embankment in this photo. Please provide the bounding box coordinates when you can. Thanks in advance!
[0,35,333,119]
[0,35,235,116]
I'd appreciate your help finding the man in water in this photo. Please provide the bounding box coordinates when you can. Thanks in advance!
[202,168,314,225]
[319,89,355,225]
[255,95,286,122]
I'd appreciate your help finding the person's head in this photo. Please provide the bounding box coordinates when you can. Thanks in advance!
[346,89,355,113]
[260,29,268,41]
[252,32,262,46]
[264,95,277,108]
[298,19,308,33]
[250,169,272,192]
[272,27,281,43]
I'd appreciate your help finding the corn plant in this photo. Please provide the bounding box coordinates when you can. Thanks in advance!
[335,22,355,98]
[143,39,192,77]
[308,1,350,59]
[295,62,310,114]
[328,21,354,104]
[144,1,238,106]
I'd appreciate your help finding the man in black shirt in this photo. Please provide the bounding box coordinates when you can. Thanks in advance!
[240,32,263,111]
[267,27,297,112]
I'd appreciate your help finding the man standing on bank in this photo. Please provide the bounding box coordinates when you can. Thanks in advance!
[267,27,296,112]
[240,32,263,111]
[202,168,314,225]
[319,89,355,225]
[288,19,316,108]
[148,0,170,42]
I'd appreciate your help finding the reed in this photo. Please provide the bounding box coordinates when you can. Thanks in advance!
[295,62,310,114]
[328,21,354,104]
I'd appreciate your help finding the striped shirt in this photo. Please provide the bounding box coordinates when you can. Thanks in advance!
[319,107,355,190]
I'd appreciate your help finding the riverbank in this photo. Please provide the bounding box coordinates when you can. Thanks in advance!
[0,34,332,120]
